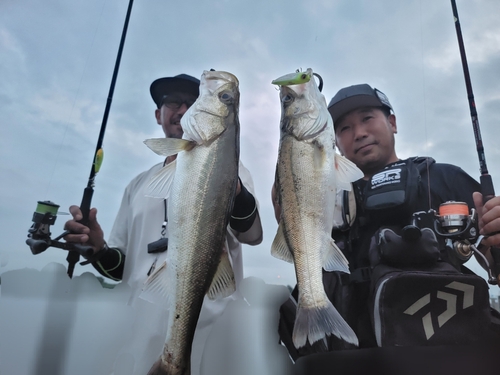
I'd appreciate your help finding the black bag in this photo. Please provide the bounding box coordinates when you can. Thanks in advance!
[368,227,492,347]
[370,264,491,346]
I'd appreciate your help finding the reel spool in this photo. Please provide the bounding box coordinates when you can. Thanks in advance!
[26,200,93,258]
[26,201,61,254]
[436,201,478,262]
[437,202,473,235]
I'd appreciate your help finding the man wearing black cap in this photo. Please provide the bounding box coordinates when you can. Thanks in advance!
[64,73,263,373]
[277,83,500,359]
[328,84,398,180]
[327,84,499,259]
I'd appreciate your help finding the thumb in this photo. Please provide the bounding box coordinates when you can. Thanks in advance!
[473,192,485,227]
[87,208,100,228]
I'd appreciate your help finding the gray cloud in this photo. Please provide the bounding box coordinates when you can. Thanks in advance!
[2,0,500,289]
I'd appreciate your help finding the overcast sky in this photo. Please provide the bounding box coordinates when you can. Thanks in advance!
[1,0,500,289]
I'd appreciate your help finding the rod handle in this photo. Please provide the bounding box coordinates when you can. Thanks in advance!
[480,174,495,202]
[480,174,500,284]
[79,187,94,226]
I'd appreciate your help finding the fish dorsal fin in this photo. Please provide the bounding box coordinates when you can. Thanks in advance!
[145,160,176,199]
[144,138,195,157]
[271,223,294,263]
[322,236,349,273]
[334,153,364,191]
[139,260,171,307]
[207,243,236,300]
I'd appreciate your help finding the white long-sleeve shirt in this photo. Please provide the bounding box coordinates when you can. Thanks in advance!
[107,160,262,375]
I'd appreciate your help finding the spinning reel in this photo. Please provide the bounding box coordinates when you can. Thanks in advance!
[26,201,94,274]
[404,201,496,284]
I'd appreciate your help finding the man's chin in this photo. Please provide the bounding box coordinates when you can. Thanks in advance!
[169,133,183,139]
[166,125,183,139]
[356,155,382,172]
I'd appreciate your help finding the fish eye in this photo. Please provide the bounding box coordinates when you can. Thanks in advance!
[219,92,233,103]
[282,94,293,104]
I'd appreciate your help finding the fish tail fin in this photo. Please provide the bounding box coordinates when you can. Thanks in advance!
[334,153,364,191]
[322,236,349,273]
[292,298,359,349]
[139,261,171,307]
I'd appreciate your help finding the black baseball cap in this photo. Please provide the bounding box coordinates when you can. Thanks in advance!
[150,74,200,108]
[327,84,393,126]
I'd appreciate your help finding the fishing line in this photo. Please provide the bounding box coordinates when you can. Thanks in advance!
[43,0,108,200]
[418,0,432,211]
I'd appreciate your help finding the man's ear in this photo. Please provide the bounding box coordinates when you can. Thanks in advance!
[388,114,397,134]
[155,108,161,125]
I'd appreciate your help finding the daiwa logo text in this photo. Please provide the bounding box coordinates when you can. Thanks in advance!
[403,281,474,340]
[371,168,402,188]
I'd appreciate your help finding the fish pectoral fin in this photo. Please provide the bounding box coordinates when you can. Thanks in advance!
[322,237,349,273]
[139,260,171,307]
[145,160,176,199]
[144,137,195,157]
[207,248,236,300]
[271,223,294,263]
[334,153,364,191]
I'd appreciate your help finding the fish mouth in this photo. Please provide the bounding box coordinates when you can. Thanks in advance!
[202,71,239,94]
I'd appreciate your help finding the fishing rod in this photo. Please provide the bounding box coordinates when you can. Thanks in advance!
[26,0,135,278]
[451,0,500,284]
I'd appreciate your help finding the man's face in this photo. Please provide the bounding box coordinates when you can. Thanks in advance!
[155,92,198,139]
[335,107,398,177]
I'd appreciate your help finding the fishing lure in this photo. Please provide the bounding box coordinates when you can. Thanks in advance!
[272,68,313,86]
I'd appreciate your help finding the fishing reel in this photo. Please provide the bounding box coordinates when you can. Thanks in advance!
[404,201,497,284]
[26,200,94,259]
[433,202,479,261]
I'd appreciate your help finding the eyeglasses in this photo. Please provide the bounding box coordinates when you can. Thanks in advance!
[160,95,197,110]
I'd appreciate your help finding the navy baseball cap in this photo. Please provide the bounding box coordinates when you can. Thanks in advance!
[150,74,200,108]
[327,84,393,126]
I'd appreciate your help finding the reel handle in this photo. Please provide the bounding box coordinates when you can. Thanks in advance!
[26,238,50,255]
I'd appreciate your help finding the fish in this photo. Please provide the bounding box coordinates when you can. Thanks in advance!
[271,68,363,349]
[141,70,241,375]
